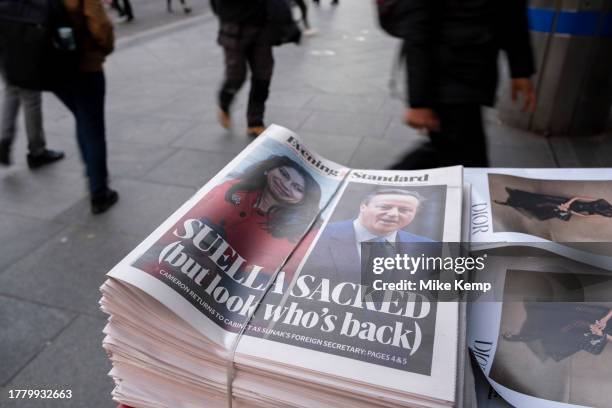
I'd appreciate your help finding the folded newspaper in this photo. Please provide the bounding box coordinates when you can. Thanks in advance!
[100,126,611,408]
[465,168,612,408]
[101,125,465,408]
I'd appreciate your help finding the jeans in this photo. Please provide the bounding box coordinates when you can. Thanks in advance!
[1,82,46,155]
[218,31,274,127]
[53,72,109,195]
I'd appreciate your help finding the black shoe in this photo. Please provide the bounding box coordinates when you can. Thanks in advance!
[91,188,119,215]
[0,141,10,166]
[27,149,65,169]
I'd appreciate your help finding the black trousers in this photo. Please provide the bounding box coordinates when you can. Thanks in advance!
[391,103,489,170]
[218,39,274,127]
[111,0,133,19]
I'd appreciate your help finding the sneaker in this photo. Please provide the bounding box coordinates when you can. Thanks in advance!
[247,125,266,138]
[0,141,10,166]
[27,149,65,169]
[91,188,119,215]
[218,108,232,129]
[303,27,318,37]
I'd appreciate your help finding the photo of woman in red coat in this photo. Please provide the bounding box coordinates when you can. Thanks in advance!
[135,154,324,284]
[192,154,323,279]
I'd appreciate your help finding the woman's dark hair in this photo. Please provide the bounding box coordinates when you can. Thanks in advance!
[225,155,322,242]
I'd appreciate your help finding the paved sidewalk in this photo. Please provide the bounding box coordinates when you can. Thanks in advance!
[1,1,611,407]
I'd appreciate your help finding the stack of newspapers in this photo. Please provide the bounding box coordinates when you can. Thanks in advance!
[101,125,467,407]
[101,125,612,408]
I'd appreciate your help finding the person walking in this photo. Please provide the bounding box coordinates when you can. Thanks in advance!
[52,0,118,214]
[111,0,134,23]
[0,84,64,168]
[215,0,275,138]
[312,0,339,6]
[391,0,536,170]
[294,0,317,36]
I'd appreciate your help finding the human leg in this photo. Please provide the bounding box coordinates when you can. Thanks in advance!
[179,0,191,14]
[246,43,274,133]
[73,72,109,196]
[429,104,488,167]
[391,104,487,169]
[0,83,20,165]
[111,0,125,16]
[71,72,117,213]
[20,88,65,168]
[294,0,310,29]
[122,0,134,20]
[218,45,248,128]
[19,88,46,156]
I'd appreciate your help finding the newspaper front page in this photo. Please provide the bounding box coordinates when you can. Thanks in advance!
[106,125,464,404]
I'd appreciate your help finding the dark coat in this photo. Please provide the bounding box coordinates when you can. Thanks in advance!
[215,0,266,25]
[302,220,434,283]
[215,0,269,49]
[402,0,535,107]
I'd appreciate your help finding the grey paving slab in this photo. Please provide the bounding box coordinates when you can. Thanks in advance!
[295,132,362,166]
[547,138,582,167]
[485,122,550,149]
[0,315,114,408]
[110,0,211,39]
[266,90,316,110]
[55,178,196,239]
[300,111,392,139]
[0,168,87,220]
[0,296,75,386]
[0,224,141,316]
[0,213,65,272]
[260,107,314,131]
[171,122,254,154]
[143,149,237,189]
[104,115,198,146]
[304,94,386,114]
[489,144,557,167]
[549,133,612,167]
[348,137,423,170]
[105,141,179,179]
[384,117,429,142]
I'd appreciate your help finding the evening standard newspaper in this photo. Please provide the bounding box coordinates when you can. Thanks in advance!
[103,125,464,407]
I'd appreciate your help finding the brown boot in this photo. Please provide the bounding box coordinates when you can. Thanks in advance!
[247,125,266,138]
[218,108,231,129]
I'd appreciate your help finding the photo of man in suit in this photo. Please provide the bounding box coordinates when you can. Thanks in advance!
[303,188,433,283]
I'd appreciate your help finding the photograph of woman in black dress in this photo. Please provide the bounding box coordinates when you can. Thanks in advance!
[502,303,612,361]
[495,188,612,222]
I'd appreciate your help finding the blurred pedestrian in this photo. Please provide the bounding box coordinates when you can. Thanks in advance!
[52,0,118,214]
[294,0,317,36]
[390,0,536,169]
[215,0,276,137]
[0,83,64,168]
[111,0,134,22]
[167,0,192,14]
[312,0,339,6]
